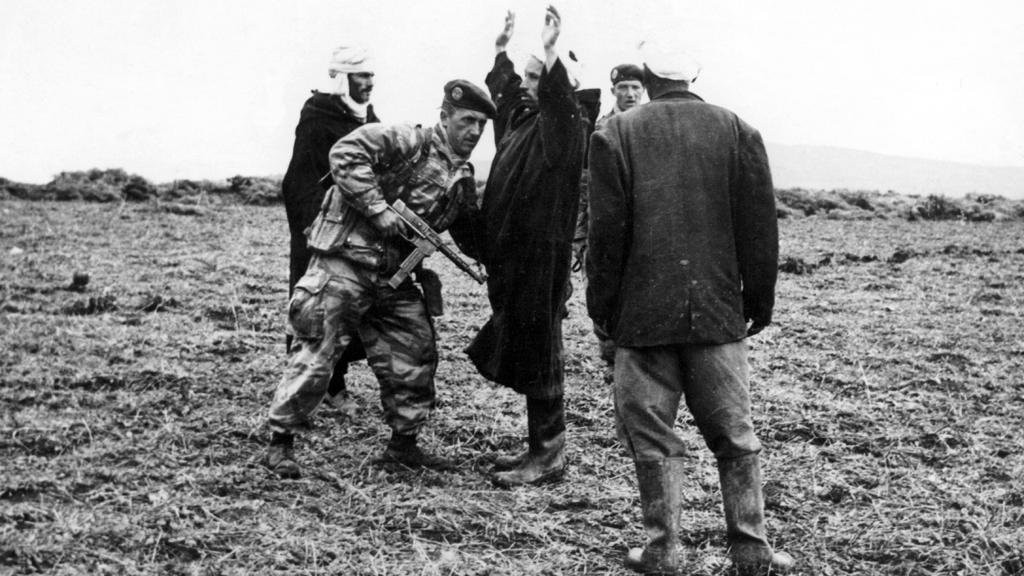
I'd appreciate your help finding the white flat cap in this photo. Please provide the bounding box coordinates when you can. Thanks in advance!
[639,40,701,83]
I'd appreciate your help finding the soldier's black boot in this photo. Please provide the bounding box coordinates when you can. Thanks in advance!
[492,397,567,487]
[624,458,685,575]
[379,433,453,471]
[718,454,795,575]
[264,432,301,479]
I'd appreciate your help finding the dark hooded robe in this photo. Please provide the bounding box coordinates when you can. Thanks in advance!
[465,52,586,399]
[281,91,378,366]
[282,91,379,292]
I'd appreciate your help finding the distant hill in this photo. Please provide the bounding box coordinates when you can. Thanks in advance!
[767,144,1024,199]
[472,143,1024,199]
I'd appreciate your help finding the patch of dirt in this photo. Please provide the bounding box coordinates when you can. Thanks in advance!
[1,200,1022,575]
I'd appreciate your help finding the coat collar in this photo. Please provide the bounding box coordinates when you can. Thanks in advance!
[650,90,704,103]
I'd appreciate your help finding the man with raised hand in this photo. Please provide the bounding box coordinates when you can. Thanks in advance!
[466,6,588,488]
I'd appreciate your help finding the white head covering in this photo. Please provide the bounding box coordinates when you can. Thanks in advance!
[328,45,375,78]
[325,45,374,119]
[639,40,701,83]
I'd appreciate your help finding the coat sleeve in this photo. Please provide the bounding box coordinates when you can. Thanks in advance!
[293,123,334,194]
[328,123,420,217]
[447,179,485,262]
[732,122,779,326]
[283,119,334,235]
[585,126,631,335]
[485,52,524,145]
[537,57,581,168]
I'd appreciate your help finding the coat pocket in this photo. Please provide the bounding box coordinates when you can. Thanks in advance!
[288,268,330,340]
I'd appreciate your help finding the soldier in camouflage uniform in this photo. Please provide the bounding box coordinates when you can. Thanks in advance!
[263,80,496,479]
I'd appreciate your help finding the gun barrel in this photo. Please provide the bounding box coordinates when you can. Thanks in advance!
[390,200,486,285]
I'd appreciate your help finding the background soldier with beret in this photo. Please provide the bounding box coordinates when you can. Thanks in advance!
[598,63,645,128]
[263,80,495,479]
[587,42,795,574]
[572,61,647,384]
[465,6,588,487]
[280,45,379,419]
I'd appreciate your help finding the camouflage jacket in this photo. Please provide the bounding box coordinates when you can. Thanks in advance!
[305,122,482,275]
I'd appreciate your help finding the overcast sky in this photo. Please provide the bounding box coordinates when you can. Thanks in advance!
[1,0,1022,184]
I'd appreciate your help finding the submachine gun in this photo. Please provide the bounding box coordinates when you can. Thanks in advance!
[386,199,486,290]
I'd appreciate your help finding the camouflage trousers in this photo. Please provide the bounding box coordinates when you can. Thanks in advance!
[268,255,438,436]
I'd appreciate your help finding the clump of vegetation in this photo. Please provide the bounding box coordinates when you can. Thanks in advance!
[3,170,1022,220]
[773,187,1024,222]
[907,193,1017,222]
[228,175,283,206]
[0,169,282,206]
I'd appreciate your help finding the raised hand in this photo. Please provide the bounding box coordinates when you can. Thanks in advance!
[541,5,561,51]
[496,10,515,52]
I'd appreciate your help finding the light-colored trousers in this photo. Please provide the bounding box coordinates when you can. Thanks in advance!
[613,340,762,461]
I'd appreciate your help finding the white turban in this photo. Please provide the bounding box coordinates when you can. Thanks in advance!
[328,45,375,78]
[639,40,701,83]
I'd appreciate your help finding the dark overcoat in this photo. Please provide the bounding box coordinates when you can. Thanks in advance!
[282,92,378,292]
[465,52,586,398]
[586,91,778,346]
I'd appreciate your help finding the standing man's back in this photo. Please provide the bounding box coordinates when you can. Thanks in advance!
[587,43,794,575]
[588,95,778,347]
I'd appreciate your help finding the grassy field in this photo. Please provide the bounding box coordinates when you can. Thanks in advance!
[2,199,1022,575]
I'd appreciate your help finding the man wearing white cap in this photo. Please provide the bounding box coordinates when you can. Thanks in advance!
[587,42,795,575]
[281,45,379,420]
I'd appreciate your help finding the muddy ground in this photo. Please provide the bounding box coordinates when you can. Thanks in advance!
[1,199,1022,575]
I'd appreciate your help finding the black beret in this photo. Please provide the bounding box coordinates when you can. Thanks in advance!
[443,79,497,119]
[609,63,644,86]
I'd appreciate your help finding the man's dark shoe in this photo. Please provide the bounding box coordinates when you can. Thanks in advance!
[264,434,301,479]
[378,434,453,471]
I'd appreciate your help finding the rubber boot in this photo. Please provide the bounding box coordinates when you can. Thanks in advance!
[492,397,567,487]
[718,454,795,575]
[492,448,529,471]
[378,433,453,471]
[264,432,301,479]
[624,458,685,575]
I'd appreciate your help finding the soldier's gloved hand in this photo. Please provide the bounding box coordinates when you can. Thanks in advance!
[369,210,406,238]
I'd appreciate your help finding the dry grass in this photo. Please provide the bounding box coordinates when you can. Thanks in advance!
[2,200,1023,575]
